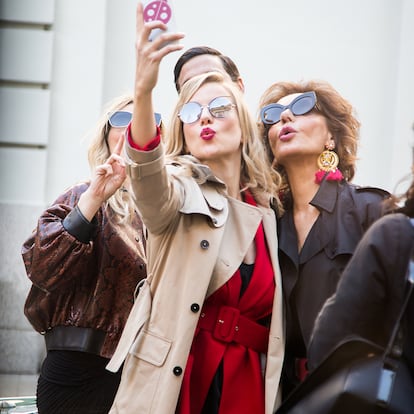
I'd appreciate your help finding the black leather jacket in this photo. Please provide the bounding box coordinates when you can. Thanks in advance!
[308,213,414,372]
[23,182,147,358]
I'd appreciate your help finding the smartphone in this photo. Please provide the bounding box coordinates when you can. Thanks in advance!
[377,367,395,405]
[142,0,177,44]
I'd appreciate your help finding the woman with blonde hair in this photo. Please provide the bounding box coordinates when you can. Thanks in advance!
[106,4,285,413]
[22,94,148,413]
[258,79,389,397]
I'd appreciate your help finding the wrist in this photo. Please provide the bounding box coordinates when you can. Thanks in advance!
[62,205,97,243]
[77,189,103,222]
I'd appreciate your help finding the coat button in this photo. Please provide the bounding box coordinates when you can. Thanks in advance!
[190,303,200,313]
[173,366,183,376]
[200,240,209,249]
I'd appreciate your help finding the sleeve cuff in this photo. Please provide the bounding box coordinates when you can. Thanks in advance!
[62,205,97,243]
[126,123,161,151]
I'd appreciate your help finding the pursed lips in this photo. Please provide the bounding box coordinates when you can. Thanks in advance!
[279,125,297,141]
[200,128,216,140]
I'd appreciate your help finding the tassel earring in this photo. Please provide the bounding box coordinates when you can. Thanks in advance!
[315,142,344,184]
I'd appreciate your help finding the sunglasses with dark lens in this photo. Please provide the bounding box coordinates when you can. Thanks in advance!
[260,91,317,125]
[108,111,162,128]
[178,96,236,124]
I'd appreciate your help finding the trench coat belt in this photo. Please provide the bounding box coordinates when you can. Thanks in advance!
[198,305,269,354]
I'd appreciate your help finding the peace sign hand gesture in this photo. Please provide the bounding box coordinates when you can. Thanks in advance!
[77,134,127,222]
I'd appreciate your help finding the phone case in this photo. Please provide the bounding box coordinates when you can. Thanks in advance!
[142,0,177,43]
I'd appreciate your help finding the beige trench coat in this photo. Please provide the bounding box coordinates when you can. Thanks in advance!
[108,144,285,413]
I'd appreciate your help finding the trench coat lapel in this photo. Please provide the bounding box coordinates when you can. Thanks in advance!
[206,198,263,297]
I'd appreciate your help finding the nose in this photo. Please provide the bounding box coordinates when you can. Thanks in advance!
[199,106,212,124]
[280,108,294,124]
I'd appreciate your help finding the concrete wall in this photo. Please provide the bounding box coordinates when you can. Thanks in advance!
[0,0,55,396]
[1,0,413,397]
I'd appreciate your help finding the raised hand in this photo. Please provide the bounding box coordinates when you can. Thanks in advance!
[77,134,127,221]
[130,2,185,148]
[134,1,185,94]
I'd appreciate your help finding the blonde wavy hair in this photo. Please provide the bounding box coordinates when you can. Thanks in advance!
[164,71,282,210]
[86,94,135,222]
[258,80,360,200]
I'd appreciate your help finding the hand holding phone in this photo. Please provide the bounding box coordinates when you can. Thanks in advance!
[142,0,177,43]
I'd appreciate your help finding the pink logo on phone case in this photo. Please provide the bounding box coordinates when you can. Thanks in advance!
[143,0,172,25]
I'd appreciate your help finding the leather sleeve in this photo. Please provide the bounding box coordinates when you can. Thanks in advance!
[21,182,95,292]
[62,204,97,244]
[308,213,413,370]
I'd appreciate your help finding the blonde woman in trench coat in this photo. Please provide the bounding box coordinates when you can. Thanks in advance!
[106,3,285,413]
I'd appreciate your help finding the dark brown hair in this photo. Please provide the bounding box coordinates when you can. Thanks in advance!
[383,168,414,218]
[258,79,360,182]
[173,46,241,93]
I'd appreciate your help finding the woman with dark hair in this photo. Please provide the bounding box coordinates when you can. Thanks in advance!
[258,80,389,396]
[308,169,414,375]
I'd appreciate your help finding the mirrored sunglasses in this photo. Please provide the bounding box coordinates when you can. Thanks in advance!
[178,96,236,124]
[108,111,162,128]
[260,91,317,125]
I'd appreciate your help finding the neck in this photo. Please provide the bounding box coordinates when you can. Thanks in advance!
[285,164,320,211]
[206,158,242,200]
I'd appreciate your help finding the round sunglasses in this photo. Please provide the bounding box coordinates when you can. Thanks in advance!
[108,111,162,128]
[260,91,317,125]
[178,96,236,124]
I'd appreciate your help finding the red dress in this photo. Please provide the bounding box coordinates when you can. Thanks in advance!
[177,192,276,413]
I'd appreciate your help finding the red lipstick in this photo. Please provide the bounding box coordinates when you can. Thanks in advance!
[200,128,216,140]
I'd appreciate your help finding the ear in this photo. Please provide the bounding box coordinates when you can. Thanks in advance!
[237,77,245,93]
[325,137,335,150]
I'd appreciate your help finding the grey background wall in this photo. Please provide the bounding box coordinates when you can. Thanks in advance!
[1,0,413,396]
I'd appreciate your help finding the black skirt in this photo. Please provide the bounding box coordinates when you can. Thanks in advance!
[36,350,121,414]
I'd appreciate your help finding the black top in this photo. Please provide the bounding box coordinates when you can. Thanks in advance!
[308,213,414,372]
[278,178,388,392]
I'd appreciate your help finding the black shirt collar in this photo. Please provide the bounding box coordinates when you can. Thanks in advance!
[309,179,342,213]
